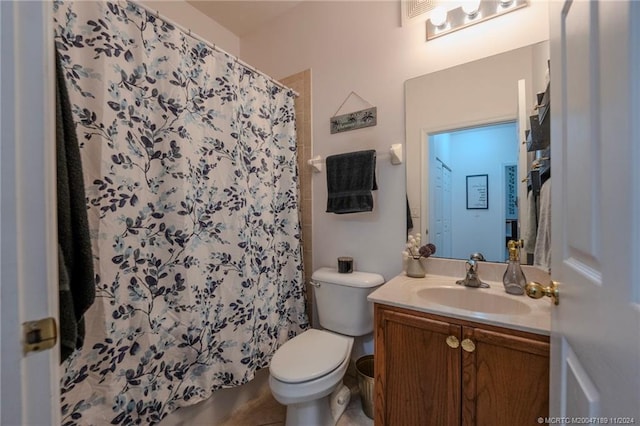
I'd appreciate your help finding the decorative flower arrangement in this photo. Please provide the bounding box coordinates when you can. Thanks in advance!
[403,233,437,260]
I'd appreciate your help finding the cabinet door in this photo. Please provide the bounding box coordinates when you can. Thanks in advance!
[462,327,549,426]
[375,306,462,426]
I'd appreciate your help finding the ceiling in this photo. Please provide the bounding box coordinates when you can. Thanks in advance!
[187,1,305,37]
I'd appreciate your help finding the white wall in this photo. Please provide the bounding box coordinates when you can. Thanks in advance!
[240,0,550,282]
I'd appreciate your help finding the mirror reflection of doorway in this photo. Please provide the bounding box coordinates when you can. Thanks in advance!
[426,121,519,262]
[430,158,452,258]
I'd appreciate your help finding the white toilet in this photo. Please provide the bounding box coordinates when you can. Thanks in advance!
[269,267,384,426]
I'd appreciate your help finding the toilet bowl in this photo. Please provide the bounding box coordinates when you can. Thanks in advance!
[268,267,385,426]
[269,329,353,426]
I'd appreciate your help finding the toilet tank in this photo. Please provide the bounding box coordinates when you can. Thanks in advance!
[311,267,385,336]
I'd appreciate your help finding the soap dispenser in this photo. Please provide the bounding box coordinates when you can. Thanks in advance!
[503,240,526,295]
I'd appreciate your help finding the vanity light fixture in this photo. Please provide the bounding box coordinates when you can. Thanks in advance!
[462,0,482,18]
[429,6,448,28]
[426,0,528,41]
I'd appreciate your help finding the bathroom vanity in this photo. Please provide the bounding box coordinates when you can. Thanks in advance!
[368,261,551,426]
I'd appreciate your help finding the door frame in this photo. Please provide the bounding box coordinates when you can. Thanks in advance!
[0,1,59,424]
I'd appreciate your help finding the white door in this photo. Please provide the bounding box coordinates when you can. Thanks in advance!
[429,157,453,259]
[430,158,445,256]
[550,0,639,421]
[0,2,59,424]
[442,164,452,258]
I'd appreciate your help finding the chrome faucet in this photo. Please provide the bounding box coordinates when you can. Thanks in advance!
[456,254,489,288]
[470,252,486,262]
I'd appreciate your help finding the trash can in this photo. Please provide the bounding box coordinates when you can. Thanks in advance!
[356,354,375,419]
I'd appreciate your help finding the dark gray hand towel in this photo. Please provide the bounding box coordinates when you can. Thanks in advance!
[406,194,414,232]
[326,150,378,214]
[56,51,96,362]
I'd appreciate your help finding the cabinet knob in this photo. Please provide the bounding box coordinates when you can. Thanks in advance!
[446,335,460,349]
[461,338,476,353]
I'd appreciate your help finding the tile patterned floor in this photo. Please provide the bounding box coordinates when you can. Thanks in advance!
[219,369,374,426]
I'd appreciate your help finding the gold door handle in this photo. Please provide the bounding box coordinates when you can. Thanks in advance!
[461,338,476,353]
[525,281,559,305]
[446,335,460,349]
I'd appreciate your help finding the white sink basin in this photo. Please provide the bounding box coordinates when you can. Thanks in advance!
[415,286,532,315]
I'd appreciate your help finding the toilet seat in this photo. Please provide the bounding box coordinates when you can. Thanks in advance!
[270,329,351,384]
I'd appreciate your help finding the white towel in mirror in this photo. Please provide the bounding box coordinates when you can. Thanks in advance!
[533,178,551,272]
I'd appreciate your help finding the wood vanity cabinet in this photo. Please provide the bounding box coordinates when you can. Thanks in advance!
[374,304,549,426]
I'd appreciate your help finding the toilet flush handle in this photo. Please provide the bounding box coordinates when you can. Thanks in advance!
[310,280,321,288]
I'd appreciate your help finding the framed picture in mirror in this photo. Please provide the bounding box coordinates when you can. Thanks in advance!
[466,174,488,209]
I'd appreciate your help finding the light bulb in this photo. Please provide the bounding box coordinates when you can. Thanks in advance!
[430,6,448,28]
[462,0,481,17]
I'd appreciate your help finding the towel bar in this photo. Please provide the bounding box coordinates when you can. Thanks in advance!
[307,144,402,173]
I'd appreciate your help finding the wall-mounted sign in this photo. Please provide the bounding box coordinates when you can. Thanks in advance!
[466,174,488,209]
[330,107,377,134]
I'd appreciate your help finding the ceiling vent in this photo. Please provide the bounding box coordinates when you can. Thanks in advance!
[400,0,436,26]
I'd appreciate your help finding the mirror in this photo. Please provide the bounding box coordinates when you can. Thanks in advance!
[405,41,550,264]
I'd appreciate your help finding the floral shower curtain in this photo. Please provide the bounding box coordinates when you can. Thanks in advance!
[54,1,308,424]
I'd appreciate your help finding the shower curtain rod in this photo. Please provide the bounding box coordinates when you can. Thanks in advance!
[132,1,299,97]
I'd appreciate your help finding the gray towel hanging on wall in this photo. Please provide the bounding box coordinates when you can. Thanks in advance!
[56,51,96,363]
[325,150,377,214]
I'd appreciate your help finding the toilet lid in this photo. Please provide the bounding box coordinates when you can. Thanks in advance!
[270,329,351,384]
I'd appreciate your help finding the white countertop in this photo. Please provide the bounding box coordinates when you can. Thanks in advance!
[368,258,551,335]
